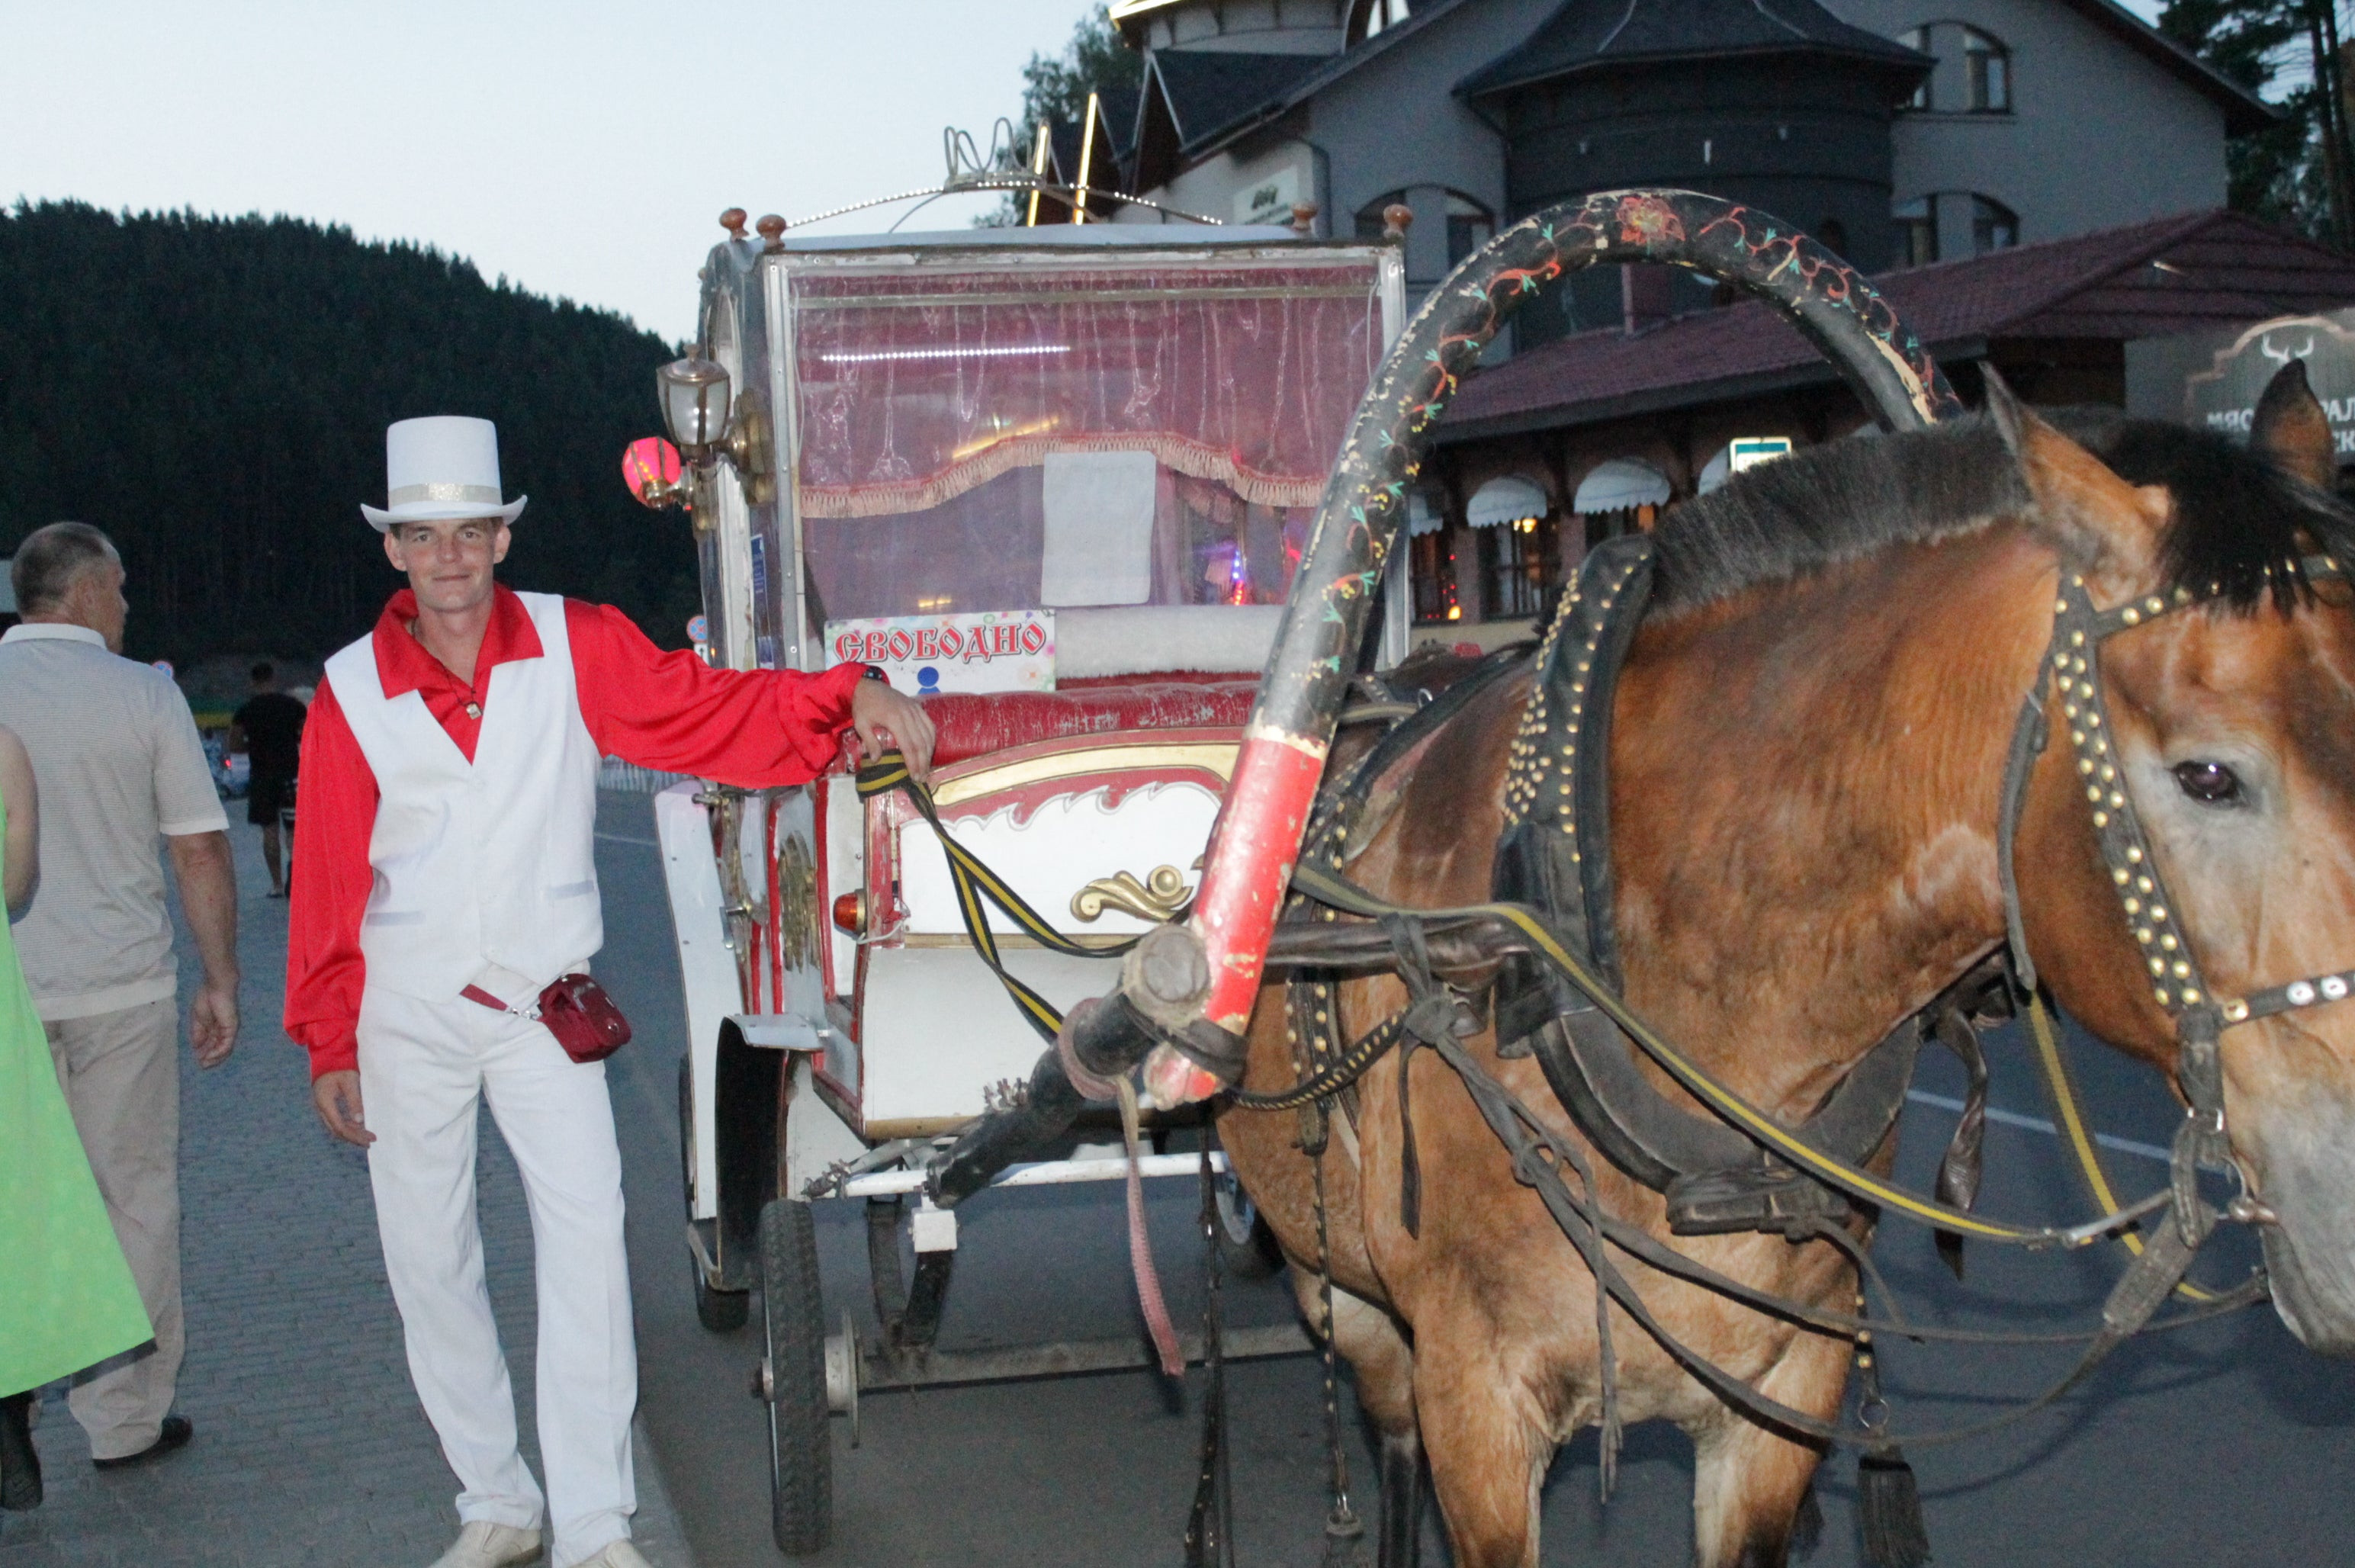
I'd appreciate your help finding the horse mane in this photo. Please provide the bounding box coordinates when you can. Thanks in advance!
[1639,407,2355,616]
[1647,414,2027,612]
[2045,406,2355,612]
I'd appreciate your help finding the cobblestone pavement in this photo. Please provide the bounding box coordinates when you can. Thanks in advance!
[0,814,695,1568]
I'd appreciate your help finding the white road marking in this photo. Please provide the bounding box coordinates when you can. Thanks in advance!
[1906,1088,2173,1163]
[596,832,660,847]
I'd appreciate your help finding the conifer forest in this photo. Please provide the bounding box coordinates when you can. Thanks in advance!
[0,201,696,662]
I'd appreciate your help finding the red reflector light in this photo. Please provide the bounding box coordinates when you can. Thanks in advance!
[831,892,865,935]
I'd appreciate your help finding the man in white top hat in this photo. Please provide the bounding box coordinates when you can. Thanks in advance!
[285,416,933,1568]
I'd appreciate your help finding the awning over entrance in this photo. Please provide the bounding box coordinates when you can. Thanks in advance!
[1466,474,1550,527]
[1573,458,1671,512]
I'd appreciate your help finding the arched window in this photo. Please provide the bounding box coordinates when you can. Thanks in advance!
[1354,189,1495,269]
[1348,0,1411,43]
[1963,27,2011,111]
[1971,194,2019,252]
[1896,22,2013,113]
[1893,192,2018,265]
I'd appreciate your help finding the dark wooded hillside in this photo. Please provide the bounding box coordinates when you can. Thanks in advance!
[0,201,697,661]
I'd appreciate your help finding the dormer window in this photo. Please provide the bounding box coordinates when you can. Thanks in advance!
[1349,0,1410,43]
[1963,27,2011,111]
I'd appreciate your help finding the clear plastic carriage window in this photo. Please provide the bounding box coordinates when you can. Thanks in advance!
[791,262,1381,628]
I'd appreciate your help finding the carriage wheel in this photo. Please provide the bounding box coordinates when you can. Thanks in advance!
[682,1059,748,1332]
[1213,1165,1284,1280]
[759,1197,833,1555]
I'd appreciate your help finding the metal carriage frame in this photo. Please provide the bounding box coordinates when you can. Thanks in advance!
[648,215,1409,1554]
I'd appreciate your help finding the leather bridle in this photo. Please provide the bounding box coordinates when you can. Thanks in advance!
[1998,554,2351,1245]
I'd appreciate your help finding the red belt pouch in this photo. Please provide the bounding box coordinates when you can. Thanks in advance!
[537,973,633,1063]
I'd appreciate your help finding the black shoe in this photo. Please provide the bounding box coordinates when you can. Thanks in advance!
[0,1392,40,1510]
[92,1415,191,1471]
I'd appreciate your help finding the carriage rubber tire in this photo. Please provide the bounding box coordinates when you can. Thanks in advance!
[760,1197,832,1556]
[1214,1171,1285,1280]
[683,1058,749,1332]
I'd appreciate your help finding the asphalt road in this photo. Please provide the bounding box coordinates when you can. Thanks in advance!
[590,791,2355,1568]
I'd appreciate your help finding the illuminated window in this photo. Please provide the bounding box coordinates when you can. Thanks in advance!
[1480,513,1556,621]
[1410,530,1457,624]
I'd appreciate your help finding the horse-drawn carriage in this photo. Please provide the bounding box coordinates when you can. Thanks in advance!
[630,205,1406,1552]
[633,176,2355,1568]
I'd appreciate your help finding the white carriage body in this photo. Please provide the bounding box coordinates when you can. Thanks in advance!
[654,223,1405,1238]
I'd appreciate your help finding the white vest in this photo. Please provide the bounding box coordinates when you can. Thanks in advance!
[324,592,602,1006]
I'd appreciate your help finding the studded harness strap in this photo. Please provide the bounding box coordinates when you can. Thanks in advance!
[2001,557,2353,1244]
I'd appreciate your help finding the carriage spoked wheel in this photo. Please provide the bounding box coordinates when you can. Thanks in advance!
[681,1059,748,1332]
[758,1197,833,1556]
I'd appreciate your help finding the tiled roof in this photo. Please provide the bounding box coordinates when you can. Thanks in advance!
[1438,209,2355,439]
[1457,0,1929,98]
[1149,50,1328,153]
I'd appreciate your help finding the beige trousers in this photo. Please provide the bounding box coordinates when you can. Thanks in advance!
[45,998,182,1459]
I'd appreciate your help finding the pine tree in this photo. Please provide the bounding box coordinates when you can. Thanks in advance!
[0,201,698,664]
[982,11,1145,225]
[2162,0,2355,242]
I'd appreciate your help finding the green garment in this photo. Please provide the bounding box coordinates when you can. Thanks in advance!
[0,792,153,1397]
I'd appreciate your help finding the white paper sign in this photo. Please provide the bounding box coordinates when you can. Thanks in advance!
[1041,448,1158,607]
[826,609,1055,696]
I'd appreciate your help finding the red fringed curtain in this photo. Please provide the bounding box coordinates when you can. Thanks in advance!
[791,262,1383,519]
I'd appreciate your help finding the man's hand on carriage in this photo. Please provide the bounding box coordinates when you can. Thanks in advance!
[313,1068,374,1147]
[852,676,937,785]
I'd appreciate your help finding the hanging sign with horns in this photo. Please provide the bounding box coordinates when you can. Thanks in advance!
[2183,310,2355,461]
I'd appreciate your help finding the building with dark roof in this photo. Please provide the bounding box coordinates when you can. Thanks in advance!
[1065,0,2321,645]
[1100,0,2271,313]
[1415,210,2355,644]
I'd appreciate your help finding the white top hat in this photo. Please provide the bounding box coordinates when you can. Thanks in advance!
[361,416,529,532]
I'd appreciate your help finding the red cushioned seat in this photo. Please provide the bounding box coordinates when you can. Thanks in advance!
[924,680,1259,768]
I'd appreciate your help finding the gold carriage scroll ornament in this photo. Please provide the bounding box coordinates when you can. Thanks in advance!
[1070,857,1201,924]
[774,834,818,969]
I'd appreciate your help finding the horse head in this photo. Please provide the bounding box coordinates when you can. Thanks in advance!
[2006,361,2355,1351]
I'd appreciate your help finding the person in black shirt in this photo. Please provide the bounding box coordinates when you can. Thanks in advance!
[229,663,307,897]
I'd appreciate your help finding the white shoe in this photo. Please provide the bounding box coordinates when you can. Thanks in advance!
[430,1521,545,1568]
[568,1543,651,1568]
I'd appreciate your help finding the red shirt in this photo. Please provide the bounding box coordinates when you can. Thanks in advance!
[285,585,865,1078]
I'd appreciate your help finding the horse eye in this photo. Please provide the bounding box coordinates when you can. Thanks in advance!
[2173,760,2244,805]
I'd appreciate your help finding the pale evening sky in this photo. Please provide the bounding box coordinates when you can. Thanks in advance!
[4,0,2183,345]
[1,1,1100,345]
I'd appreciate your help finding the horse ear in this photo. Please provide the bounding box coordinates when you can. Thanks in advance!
[2251,358,2338,493]
[1984,366,2171,595]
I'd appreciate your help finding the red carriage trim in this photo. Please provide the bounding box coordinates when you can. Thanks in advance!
[921,680,1259,770]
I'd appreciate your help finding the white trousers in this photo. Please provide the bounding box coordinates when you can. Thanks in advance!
[357,988,636,1568]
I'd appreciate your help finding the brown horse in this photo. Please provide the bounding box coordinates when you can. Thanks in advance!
[1219,366,2355,1568]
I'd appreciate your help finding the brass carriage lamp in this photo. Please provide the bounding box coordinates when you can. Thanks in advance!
[654,355,775,509]
[658,356,733,458]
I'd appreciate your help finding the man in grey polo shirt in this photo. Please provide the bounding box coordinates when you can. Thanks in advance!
[0,522,239,1468]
